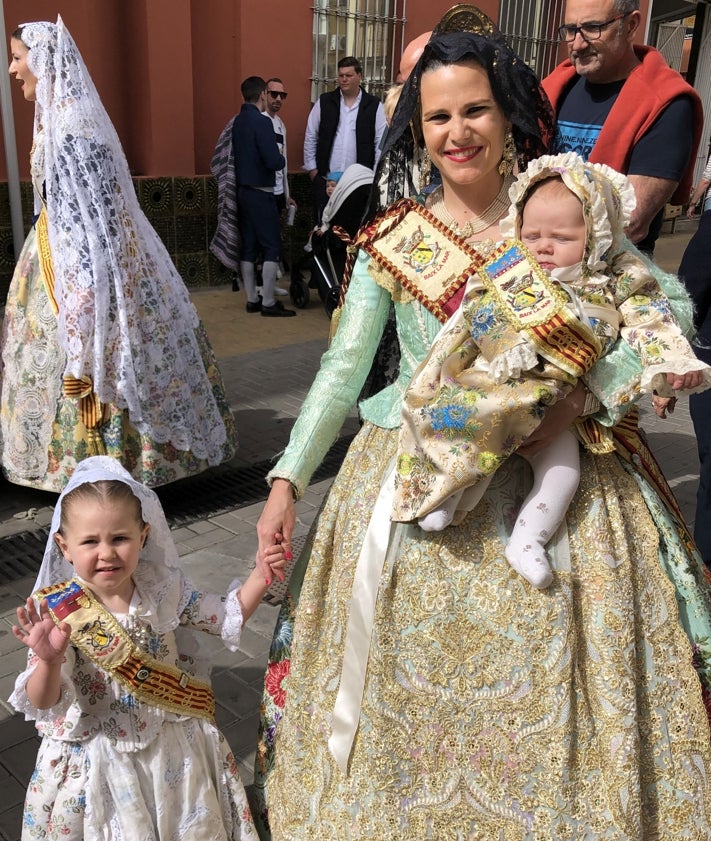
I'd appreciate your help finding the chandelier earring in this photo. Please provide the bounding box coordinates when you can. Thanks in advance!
[498,129,515,177]
[419,147,432,193]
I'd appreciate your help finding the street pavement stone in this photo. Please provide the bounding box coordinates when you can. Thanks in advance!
[0,221,703,840]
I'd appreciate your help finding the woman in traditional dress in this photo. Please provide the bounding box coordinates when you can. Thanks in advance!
[253,7,711,839]
[2,17,237,491]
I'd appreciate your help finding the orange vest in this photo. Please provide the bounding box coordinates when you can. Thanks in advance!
[543,45,702,205]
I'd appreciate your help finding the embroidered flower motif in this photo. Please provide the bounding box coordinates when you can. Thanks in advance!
[469,302,496,340]
[397,453,415,476]
[477,451,501,475]
[265,659,291,708]
[427,404,468,432]
[270,613,293,659]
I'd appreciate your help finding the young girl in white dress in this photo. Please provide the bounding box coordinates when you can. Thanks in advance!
[9,456,286,840]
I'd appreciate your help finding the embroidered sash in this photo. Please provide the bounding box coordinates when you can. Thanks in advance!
[359,198,486,322]
[37,207,106,451]
[35,207,59,317]
[612,407,695,548]
[37,579,216,723]
[475,240,602,378]
[61,375,107,455]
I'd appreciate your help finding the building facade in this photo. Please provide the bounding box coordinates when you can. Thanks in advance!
[3,0,696,296]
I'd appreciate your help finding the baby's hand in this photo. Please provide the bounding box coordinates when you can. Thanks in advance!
[262,542,291,584]
[12,598,71,663]
[651,394,676,419]
[665,370,703,391]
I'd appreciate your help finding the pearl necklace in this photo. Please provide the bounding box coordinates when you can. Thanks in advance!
[428,176,513,238]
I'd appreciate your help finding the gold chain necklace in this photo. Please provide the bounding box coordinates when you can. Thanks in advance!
[428,175,513,238]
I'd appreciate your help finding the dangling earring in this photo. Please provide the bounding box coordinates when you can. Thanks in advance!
[419,147,432,193]
[498,129,515,177]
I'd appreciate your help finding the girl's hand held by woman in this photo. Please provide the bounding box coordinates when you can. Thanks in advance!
[256,478,295,585]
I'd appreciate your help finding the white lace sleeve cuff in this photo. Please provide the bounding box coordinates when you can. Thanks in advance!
[642,359,711,397]
[221,578,245,652]
[8,653,76,723]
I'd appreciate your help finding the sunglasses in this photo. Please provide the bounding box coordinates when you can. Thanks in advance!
[268,90,288,100]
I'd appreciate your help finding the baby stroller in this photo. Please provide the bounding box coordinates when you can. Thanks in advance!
[290,164,374,318]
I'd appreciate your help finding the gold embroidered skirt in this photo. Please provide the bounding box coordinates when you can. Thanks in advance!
[264,422,711,840]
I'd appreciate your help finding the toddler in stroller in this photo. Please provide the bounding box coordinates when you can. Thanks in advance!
[290,164,374,317]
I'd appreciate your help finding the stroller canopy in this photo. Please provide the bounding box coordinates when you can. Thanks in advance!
[321,164,375,232]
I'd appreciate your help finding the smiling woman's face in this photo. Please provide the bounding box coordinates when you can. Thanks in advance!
[420,60,509,198]
[9,37,37,101]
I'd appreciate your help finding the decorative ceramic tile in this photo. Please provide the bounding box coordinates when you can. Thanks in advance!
[206,176,218,212]
[175,177,205,215]
[149,217,177,255]
[20,181,34,211]
[175,251,209,288]
[20,184,34,230]
[0,228,16,272]
[0,184,9,226]
[175,216,207,253]
[138,177,174,218]
[0,272,11,303]
[206,214,217,243]
[208,251,232,285]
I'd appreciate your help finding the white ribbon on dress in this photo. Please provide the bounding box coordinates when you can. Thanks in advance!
[328,459,401,774]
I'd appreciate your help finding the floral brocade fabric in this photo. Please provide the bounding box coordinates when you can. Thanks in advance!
[260,422,711,840]
[0,228,237,491]
[10,572,256,840]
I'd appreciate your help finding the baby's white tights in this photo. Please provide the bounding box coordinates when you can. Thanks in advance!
[419,430,581,590]
[504,429,580,589]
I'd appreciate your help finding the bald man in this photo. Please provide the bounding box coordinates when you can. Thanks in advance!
[397,30,431,81]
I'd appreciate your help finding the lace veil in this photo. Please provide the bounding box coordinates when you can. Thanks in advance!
[18,17,227,462]
[33,456,184,635]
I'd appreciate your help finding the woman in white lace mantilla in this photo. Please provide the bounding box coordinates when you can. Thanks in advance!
[2,17,237,491]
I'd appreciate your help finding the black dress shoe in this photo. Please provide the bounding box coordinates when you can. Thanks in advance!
[261,301,296,317]
[245,300,262,313]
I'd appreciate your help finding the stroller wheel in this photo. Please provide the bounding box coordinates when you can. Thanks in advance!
[290,278,310,309]
[324,286,341,319]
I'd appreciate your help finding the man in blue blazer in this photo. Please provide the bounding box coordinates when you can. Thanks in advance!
[233,76,295,317]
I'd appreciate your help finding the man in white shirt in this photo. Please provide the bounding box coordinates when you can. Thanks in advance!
[303,56,386,221]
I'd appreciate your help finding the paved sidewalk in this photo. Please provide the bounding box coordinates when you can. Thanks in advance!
[0,221,702,840]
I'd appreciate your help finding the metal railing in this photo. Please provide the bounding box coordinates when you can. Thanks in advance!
[498,0,566,79]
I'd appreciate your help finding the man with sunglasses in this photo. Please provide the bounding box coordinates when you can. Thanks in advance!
[232,76,295,317]
[543,0,702,257]
[264,78,296,289]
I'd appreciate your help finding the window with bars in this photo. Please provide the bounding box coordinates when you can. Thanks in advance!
[311,0,406,101]
[498,0,566,79]
[309,0,566,103]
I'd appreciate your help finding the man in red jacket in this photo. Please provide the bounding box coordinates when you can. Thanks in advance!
[543,0,702,256]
